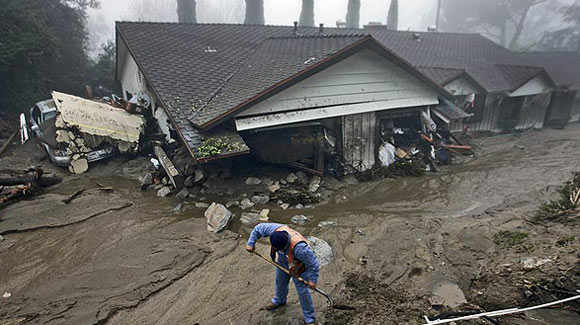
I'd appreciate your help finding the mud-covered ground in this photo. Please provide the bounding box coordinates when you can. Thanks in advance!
[1,124,579,324]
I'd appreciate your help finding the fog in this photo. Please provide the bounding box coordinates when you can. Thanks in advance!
[87,0,438,54]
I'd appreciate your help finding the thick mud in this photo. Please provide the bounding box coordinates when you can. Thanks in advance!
[1,125,579,324]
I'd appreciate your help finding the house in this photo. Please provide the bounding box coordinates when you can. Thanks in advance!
[362,27,555,133]
[116,22,468,172]
[520,52,580,126]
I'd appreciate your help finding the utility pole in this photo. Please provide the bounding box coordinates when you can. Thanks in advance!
[436,0,442,29]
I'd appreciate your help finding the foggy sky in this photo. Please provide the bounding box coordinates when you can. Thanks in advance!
[87,0,438,54]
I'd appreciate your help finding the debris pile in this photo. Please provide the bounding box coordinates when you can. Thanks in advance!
[0,167,61,209]
[51,92,146,174]
[535,172,580,223]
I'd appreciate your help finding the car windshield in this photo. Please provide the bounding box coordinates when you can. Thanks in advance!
[43,110,56,121]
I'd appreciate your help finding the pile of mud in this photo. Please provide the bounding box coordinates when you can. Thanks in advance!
[322,273,430,324]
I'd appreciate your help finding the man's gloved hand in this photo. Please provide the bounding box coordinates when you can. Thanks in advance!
[245,245,255,254]
[270,249,277,262]
[307,281,317,290]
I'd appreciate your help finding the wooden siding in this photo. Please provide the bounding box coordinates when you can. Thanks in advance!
[514,94,551,130]
[509,75,551,97]
[465,94,503,133]
[342,112,376,172]
[236,49,439,121]
[444,77,480,96]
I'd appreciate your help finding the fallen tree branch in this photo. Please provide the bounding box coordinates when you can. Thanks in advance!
[62,188,85,204]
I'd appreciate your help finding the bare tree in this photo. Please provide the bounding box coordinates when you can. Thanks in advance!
[346,0,360,29]
[244,0,264,25]
[177,0,197,23]
[387,0,398,30]
[299,0,315,27]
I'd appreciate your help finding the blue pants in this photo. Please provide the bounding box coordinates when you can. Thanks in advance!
[272,257,315,323]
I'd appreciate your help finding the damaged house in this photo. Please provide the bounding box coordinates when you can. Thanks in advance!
[116,22,467,173]
[520,51,580,127]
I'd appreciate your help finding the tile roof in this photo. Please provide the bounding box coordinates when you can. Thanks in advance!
[433,98,471,121]
[520,52,580,90]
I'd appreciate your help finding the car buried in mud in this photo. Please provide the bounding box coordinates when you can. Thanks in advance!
[28,99,117,167]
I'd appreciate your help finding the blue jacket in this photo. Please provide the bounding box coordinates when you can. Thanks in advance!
[248,223,320,283]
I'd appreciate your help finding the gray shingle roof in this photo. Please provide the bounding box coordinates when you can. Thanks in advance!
[520,52,580,90]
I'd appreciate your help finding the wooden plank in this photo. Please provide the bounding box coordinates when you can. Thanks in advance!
[153,146,181,189]
[235,97,439,131]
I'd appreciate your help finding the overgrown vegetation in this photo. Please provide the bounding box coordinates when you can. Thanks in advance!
[494,231,528,248]
[535,172,580,223]
[355,155,426,182]
[197,138,240,158]
[0,0,117,122]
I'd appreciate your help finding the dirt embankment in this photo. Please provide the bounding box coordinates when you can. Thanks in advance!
[0,125,579,324]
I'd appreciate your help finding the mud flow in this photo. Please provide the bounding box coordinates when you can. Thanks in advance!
[1,125,580,324]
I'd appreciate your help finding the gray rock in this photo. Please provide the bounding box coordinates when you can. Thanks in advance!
[240,212,260,226]
[268,182,281,193]
[162,177,169,185]
[295,203,304,209]
[262,177,273,186]
[306,236,333,267]
[291,215,309,226]
[251,195,270,205]
[141,173,153,190]
[185,163,196,175]
[280,179,288,185]
[318,220,337,228]
[184,175,194,188]
[286,173,298,184]
[308,176,321,193]
[259,209,270,221]
[176,188,189,200]
[194,169,205,183]
[296,171,308,184]
[205,203,233,233]
[157,186,172,197]
[225,200,239,208]
[245,177,262,185]
[173,203,183,213]
[195,202,210,208]
[240,198,255,209]
[280,203,290,210]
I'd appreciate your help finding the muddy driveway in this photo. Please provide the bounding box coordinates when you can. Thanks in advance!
[1,125,579,324]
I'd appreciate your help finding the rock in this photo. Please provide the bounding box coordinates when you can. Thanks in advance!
[240,212,260,226]
[173,203,183,213]
[0,235,4,241]
[205,203,233,233]
[520,257,552,270]
[141,173,153,190]
[2,292,12,299]
[225,200,239,208]
[157,186,173,197]
[280,179,288,185]
[259,209,270,221]
[355,228,366,236]
[296,171,308,184]
[245,177,262,186]
[318,220,337,228]
[162,177,169,185]
[295,204,304,209]
[194,169,205,183]
[306,236,333,267]
[176,188,189,200]
[68,158,88,174]
[286,173,298,184]
[185,163,196,176]
[308,176,321,193]
[184,175,194,188]
[262,177,273,186]
[195,202,210,208]
[240,198,255,209]
[280,203,290,210]
[251,195,270,205]
[291,215,309,226]
[268,182,281,193]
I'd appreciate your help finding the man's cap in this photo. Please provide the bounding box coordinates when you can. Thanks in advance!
[270,231,289,250]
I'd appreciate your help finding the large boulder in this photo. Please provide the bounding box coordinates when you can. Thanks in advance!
[205,203,233,233]
[240,212,260,227]
[307,236,333,267]
[240,198,255,209]
[157,186,173,197]
[291,215,309,226]
[245,177,262,185]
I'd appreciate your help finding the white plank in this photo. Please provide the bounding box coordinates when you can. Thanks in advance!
[509,75,552,97]
[235,97,438,131]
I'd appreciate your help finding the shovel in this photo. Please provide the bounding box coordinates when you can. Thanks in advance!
[253,250,356,310]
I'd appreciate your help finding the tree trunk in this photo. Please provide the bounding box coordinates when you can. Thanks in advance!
[500,20,507,48]
[299,0,315,27]
[508,5,532,50]
[244,0,265,25]
[177,0,197,23]
[346,0,361,29]
[387,0,398,30]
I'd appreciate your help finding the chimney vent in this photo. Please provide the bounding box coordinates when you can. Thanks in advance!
[427,25,438,32]
[293,21,298,35]
[319,23,324,35]
[413,33,421,41]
